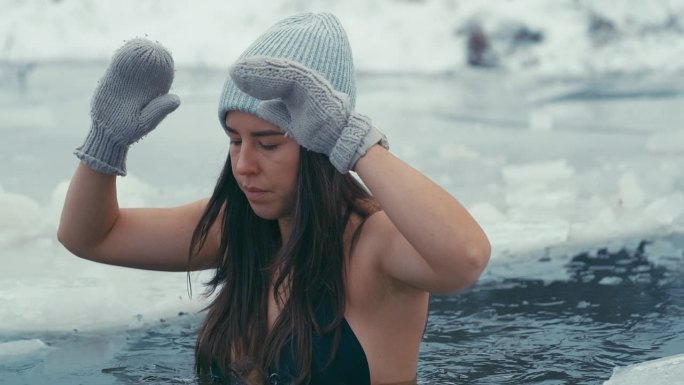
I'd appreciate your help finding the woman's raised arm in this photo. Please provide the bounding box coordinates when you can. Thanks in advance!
[354,145,491,294]
[57,38,219,272]
[58,164,219,272]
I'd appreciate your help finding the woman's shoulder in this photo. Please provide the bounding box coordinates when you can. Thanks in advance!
[348,208,396,264]
[358,208,395,241]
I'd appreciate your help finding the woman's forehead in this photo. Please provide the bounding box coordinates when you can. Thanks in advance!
[225,111,283,134]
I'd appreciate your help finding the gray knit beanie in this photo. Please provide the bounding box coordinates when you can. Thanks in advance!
[218,12,356,129]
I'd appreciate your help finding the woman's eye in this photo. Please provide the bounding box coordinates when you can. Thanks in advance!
[229,140,242,147]
[260,143,278,150]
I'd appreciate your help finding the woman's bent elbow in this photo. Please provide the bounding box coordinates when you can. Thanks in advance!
[56,224,90,258]
[440,240,492,294]
[57,227,77,255]
[474,237,491,272]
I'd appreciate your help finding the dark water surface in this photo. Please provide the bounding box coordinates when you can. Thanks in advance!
[421,236,684,384]
[2,235,682,385]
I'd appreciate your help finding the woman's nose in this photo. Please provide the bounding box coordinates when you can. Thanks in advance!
[235,145,259,175]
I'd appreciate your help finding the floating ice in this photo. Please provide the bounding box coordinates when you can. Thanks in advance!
[0,185,44,248]
[604,354,684,385]
[0,339,51,360]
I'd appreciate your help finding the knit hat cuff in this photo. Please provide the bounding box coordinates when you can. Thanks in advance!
[218,89,260,130]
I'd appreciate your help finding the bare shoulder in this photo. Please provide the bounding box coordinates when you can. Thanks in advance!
[344,213,429,384]
[354,209,472,294]
[349,209,395,264]
[351,211,426,294]
[356,210,395,250]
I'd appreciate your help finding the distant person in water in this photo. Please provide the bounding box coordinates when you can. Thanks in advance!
[57,12,490,385]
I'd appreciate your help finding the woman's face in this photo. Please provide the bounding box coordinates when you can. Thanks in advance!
[225,111,301,221]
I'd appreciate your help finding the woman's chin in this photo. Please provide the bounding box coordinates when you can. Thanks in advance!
[248,199,295,222]
[249,205,280,221]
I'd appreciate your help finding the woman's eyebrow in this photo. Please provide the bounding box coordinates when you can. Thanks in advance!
[225,127,284,137]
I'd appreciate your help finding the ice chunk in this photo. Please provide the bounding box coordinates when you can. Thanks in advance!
[0,339,51,360]
[0,185,43,247]
[603,354,684,385]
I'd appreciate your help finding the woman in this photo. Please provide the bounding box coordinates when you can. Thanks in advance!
[57,12,490,385]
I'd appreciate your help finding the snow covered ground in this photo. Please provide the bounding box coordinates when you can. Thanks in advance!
[2,0,684,76]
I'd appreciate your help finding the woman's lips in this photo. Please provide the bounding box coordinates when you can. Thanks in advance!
[244,187,268,201]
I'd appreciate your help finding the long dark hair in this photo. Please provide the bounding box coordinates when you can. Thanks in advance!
[189,147,377,384]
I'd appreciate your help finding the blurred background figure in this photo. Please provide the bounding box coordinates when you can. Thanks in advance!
[466,22,498,68]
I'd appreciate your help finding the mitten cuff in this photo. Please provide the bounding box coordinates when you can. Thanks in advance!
[330,113,389,174]
[74,126,129,176]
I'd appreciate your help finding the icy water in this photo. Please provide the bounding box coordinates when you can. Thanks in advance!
[422,237,684,384]
[0,63,683,384]
[2,237,683,384]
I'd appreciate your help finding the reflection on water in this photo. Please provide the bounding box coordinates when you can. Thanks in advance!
[3,238,681,384]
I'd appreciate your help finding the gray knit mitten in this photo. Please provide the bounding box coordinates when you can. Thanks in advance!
[75,38,180,176]
[229,56,388,174]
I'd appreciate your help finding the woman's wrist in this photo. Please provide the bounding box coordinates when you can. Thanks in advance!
[347,119,389,173]
[352,141,387,173]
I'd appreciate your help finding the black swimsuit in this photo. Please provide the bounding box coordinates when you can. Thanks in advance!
[208,301,370,385]
[268,301,370,385]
